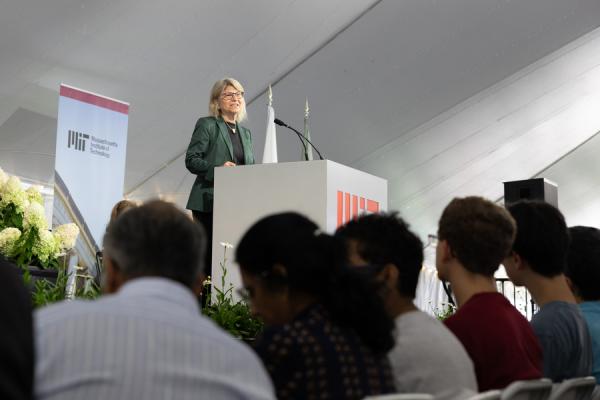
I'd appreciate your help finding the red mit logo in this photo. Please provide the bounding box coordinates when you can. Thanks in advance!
[337,191,379,228]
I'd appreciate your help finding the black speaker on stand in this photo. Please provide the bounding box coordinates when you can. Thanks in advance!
[503,178,558,207]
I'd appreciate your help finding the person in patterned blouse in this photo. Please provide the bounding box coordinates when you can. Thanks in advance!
[235,212,396,400]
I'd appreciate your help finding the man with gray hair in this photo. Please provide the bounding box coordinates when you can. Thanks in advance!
[34,200,275,400]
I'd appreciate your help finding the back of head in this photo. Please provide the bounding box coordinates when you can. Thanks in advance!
[335,212,423,299]
[438,196,516,276]
[506,200,569,277]
[103,200,205,289]
[110,199,138,222]
[236,212,394,355]
[235,212,328,292]
[566,226,600,301]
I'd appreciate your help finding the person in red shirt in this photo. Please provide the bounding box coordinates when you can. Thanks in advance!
[435,196,543,391]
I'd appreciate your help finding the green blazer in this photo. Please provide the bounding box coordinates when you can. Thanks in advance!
[185,116,255,212]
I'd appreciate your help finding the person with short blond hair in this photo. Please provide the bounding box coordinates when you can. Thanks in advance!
[185,78,255,277]
[436,196,542,391]
[109,199,138,222]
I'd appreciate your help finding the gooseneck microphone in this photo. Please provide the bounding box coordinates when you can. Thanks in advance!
[274,118,325,160]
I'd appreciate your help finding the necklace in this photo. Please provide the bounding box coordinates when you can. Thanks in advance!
[225,121,236,133]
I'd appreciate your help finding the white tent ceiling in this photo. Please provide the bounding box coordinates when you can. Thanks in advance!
[1,0,600,238]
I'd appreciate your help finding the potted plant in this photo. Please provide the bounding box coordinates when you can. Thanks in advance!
[0,167,91,306]
[202,242,263,342]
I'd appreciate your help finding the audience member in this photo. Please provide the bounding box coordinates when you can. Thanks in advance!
[436,196,542,391]
[95,198,139,278]
[236,212,396,400]
[109,198,138,222]
[35,200,275,400]
[0,256,34,400]
[504,200,592,381]
[565,225,600,383]
[335,212,477,400]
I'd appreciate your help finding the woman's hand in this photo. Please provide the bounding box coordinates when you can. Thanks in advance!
[222,161,236,167]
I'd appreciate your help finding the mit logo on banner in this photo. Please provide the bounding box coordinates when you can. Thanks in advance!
[337,191,379,228]
[67,130,89,152]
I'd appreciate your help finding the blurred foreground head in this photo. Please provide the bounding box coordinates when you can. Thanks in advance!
[103,200,206,293]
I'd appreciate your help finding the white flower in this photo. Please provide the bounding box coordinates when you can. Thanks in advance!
[25,185,44,206]
[219,241,234,249]
[0,227,21,257]
[32,230,59,263]
[53,223,79,250]
[23,202,48,231]
[0,176,28,212]
[0,167,8,189]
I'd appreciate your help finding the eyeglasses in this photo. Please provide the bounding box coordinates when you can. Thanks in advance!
[221,91,244,101]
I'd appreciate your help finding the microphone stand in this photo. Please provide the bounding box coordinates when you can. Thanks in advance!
[274,118,325,160]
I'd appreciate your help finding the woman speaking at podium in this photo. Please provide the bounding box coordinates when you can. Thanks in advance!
[185,78,255,277]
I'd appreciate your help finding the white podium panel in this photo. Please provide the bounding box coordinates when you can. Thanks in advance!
[212,160,387,296]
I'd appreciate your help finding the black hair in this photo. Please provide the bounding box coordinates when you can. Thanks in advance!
[235,212,394,355]
[335,212,423,299]
[506,200,570,278]
[103,200,206,288]
[566,226,600,301]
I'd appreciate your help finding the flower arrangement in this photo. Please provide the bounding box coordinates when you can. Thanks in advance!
[202,241,263,342]
[0,167,80,269]
[432,302,457,321]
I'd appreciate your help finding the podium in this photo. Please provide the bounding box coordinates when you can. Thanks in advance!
[212,160,387,295]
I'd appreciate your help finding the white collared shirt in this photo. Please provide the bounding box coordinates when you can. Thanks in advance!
[34,277,275,400]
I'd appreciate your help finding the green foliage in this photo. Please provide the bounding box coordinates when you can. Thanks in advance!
[13,229,37,268]
[21,266,101,308]
[203,248,263,342]
[0,203,23,231]
[433,302,457,321]
[29,268,69,308]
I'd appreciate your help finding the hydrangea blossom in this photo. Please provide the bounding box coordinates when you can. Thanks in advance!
[0,176,28,212]
[25,185,44,206]
[32,229,59,263]
[53,223,79,250]
[0,167,8,188]
[0,227,21,257]
[23,202,48,231]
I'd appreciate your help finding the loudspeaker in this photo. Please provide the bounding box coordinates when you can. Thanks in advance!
[503,178,558,208]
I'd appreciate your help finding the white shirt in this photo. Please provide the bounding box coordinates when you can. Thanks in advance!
[35,277,275,400]
[390,310,478,400]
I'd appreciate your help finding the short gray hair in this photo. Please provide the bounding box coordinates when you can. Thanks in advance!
[103,200,206,288]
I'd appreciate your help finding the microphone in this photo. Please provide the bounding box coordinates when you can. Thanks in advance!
[274,118,325,160]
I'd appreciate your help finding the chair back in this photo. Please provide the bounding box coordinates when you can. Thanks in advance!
[467,390,502,400]
[501,379,552,400]
[548,377,597,400]
[362,394,434,400]
[591,385,600,400]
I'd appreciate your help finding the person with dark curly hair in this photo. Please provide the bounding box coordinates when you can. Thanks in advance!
[236,212,396,400]
[565,225,600,384]
[336,212,477,400]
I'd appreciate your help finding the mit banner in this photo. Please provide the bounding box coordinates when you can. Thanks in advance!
[53,84,129,253]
